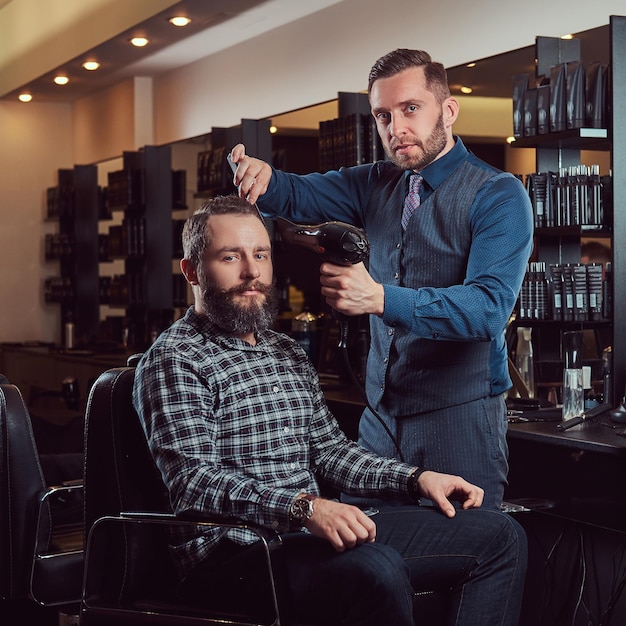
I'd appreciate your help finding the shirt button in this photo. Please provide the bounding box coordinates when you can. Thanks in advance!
[383,357,388,363]
[290,462,296,469]
[394,272,399,280]
[272,386,280,393]
[396,242,401,249]
[387,328,394,336]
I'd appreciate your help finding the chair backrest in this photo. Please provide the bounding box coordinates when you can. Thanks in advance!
[83,367,179,610]
[83,367,171,533]
[1,382,83,607]
[0,382,48,600]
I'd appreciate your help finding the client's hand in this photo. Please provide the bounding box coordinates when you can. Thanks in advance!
[304,498,377,552]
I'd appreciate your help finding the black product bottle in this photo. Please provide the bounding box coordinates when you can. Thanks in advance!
[602,262,612,319]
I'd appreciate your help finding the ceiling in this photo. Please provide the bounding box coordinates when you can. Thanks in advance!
[0,0,338,102]
[1,0,611,126]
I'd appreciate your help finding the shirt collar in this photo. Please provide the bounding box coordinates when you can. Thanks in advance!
[407,136,468,192]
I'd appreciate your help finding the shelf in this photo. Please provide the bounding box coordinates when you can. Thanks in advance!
[534,225,611,238]
[513,319,610,327]
[511,128,609,151]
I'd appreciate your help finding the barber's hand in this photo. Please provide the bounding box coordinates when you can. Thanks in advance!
[304,498,376,552]
[416,470,484,518]
[229,143,272,204]
[319,262,385,317]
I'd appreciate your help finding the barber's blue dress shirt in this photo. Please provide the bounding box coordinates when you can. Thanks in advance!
[258,137,534,415]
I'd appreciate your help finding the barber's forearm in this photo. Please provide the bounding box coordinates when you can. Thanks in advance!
[382,283,507,340]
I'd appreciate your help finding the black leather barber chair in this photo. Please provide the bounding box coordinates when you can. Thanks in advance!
[81,365,292,626]
[0,380,84,623]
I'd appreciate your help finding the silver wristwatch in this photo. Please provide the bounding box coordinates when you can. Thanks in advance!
[289,494,315,523]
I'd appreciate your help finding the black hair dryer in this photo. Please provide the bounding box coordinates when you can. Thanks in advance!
[274,217,369,266]
[274,217,369,350]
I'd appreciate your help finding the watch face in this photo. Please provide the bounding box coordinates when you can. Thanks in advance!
[290,496,314,521]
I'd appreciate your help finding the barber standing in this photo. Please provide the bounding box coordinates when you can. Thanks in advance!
[229,48,533,510]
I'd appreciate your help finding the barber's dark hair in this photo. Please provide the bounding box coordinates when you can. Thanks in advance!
[368,49,450,103]
[182,194,264,267]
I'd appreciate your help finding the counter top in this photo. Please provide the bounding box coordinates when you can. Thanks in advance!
[507,416,626,456]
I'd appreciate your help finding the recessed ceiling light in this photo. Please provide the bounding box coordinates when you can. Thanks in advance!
[561,33,574,40]
[54,76,69,86]
[169,16,191,27]
[269,125,278,134]
[466,62,476,68]
[130,36,149,47]
[460,86,473,94]
[82,61,100,71]
[18,93,32,102]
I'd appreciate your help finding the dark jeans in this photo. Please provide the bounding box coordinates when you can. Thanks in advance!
[179,506,527,626]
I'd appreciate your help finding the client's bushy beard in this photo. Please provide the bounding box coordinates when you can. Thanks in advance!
[199,273,278,337]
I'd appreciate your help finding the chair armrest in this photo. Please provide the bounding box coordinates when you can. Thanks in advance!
[36,482,84,555]
[84,512,285,623]
[31,482,84,606]
[118,510,282,544]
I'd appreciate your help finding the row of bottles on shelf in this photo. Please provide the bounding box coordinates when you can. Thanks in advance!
[46,219,186,262]
[318,113,384,173]
[104,218,185,260]
[101,274,188,308]
[45,274,188,308]
[47,182,110,221]
[512,60,608,138]
[106,168,187,211]
[46,169,187,219]
[525,166,610,229]
[196,145,232,194]
[517,260,611,322]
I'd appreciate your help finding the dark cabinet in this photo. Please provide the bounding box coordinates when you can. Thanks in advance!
[44,165,100,347]
[511,17,626,407]
[102,145,176,349]
[44,146,183,351]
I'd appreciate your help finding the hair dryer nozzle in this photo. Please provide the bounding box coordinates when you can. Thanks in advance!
[275,217,369,266]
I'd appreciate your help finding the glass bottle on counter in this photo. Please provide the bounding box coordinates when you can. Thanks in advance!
[291,310,319,363]
[562,330,584,421]
[515,326,535,398]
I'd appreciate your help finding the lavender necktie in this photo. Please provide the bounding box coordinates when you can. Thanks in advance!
[401,173,423,230]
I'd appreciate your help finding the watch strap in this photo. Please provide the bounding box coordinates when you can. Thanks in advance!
[407,467,426,502]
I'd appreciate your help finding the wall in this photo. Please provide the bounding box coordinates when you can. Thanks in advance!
[72,78,151,165]
[1,0,625,344]
[0,100,72,343]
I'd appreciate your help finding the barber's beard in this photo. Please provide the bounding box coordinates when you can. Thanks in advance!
[387,111,448,171]
[198,274,278,337]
